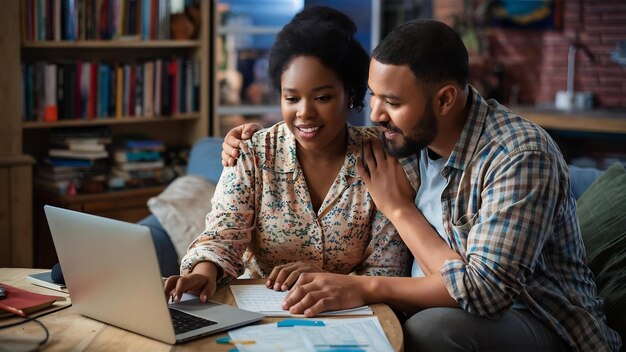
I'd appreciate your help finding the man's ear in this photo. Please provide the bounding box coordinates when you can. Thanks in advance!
[434,84,458,116]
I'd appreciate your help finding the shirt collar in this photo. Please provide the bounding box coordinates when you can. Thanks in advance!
[399,85,488,188]
[267,122,360,179]
[446,85,488,172]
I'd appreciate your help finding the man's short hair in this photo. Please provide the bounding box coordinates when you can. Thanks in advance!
[373,20,469,87]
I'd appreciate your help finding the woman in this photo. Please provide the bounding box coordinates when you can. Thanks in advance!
[165,6,409,303]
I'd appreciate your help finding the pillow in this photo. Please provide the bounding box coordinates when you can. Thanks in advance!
[147,175,216,260]
[568,165,603,199]
[577,162,626,342]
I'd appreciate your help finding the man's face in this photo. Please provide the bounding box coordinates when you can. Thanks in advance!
[368,59,438,158]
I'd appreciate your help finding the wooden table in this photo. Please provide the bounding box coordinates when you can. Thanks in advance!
[0,268,404,351]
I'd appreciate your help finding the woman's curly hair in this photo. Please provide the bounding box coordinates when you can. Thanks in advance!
[268,6,369,111]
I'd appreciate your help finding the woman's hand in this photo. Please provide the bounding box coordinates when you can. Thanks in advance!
[221,123,264,167]
[163,261,219,303]
[266,261,324,292]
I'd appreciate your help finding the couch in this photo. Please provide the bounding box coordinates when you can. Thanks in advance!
[140,137,625,346]
[139,137,224,277]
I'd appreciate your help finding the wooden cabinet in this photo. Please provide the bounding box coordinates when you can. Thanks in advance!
[0,2,35,268]
[0,0,213,268]
[33,186,165,268]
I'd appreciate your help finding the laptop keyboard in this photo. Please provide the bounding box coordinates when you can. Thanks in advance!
[169,308,217,335]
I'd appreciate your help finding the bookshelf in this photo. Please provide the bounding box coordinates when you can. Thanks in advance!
[0,0,213,268]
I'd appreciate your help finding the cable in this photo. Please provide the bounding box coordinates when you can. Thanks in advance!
[0,303,72,329]
[30,318,49,346]
[0,304,72,348]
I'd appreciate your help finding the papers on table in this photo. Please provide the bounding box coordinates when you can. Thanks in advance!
[26,271,67,293]
[230,284,373,316]
[227,317,394,352]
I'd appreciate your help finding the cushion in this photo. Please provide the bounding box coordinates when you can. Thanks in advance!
[577,162,626,342]
[187,137,225,184]
[568,165,604,199]
[147,175,215,260]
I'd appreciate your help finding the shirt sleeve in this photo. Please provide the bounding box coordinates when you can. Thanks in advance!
[440,150,562,318]
[353,208,411,277]
[180,140,258,285]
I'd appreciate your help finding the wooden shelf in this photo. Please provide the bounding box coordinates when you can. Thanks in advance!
[48,185,167,204]
[34,185,167,267]
[218,25,282,35]
[22,40,201,49]
[515,107,626,134]
[0,0,213,267]
[22,114,200,129]
[218,105,281,115]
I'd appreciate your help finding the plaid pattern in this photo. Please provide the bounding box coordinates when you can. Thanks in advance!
[400,87,621,351]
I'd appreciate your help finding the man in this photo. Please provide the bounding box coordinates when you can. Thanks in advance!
[222,20,621,351]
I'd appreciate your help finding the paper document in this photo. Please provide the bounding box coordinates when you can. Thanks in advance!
[230,284,373,316]
[228,317,394,352]
[26,271,67,293]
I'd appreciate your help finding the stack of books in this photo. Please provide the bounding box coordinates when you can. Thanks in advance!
[112,137,166,188]
[35,127,112,194]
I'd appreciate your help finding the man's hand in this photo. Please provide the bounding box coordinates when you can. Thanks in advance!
[221,123,264,167]
[163,261,219,303]
[266,261,324,292]
[356,137,415,218]
[281,273,371,317]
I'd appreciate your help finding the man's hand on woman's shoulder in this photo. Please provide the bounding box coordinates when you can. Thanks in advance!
[221,123,264,167]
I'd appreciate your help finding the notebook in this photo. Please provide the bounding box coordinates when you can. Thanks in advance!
[44,205,263,344]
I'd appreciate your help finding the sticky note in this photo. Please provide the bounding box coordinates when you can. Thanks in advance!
[277,319,325,327]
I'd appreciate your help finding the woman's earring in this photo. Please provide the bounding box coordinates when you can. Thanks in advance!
[349,102,354,109]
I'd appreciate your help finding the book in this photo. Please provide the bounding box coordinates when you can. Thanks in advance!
[26,271,67,293]
[122,139,164,150]
[114,150,161,162]
[67,142,106,152]
[115,159,164,171]
[0,282,65,318]
[44,157,95,167]
[49,148,109,160]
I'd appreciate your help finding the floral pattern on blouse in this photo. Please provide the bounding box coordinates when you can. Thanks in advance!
[181,122,410,284]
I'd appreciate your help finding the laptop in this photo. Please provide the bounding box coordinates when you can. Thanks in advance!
[44,205,264,344]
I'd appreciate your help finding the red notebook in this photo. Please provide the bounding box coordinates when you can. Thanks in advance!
[0,283,66,318]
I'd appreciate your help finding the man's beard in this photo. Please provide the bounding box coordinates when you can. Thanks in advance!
[377,102,438,158]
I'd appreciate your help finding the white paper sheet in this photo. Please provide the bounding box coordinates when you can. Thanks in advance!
[228,317,394,352]
[230,284,373,316]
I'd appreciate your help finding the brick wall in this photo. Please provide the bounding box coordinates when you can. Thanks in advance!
[433,0,626,108]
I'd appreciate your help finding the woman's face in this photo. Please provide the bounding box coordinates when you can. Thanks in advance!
[280,56,349,154]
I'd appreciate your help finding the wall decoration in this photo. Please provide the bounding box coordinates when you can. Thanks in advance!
[489,0,562,29]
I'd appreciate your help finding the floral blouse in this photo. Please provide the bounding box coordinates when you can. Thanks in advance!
[181,122,410,283]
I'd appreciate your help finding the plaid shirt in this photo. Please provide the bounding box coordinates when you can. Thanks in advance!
[400,87,621,351]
